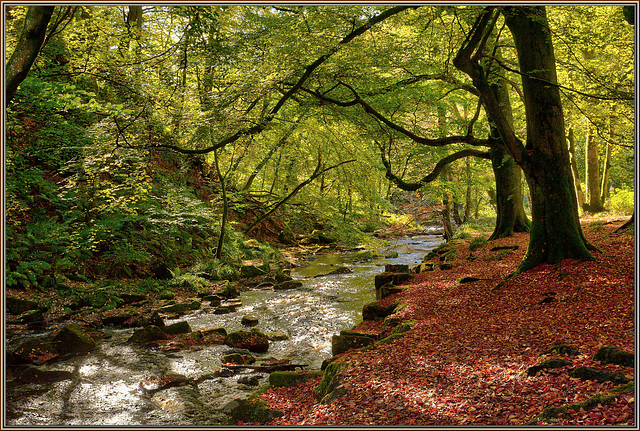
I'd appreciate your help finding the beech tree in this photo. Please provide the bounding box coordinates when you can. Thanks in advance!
[5,6,55,104]
[454,6,596,273]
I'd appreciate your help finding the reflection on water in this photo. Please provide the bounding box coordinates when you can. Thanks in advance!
[5,234,442,425]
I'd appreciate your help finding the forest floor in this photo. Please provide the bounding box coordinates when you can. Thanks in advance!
[259,217,635,426]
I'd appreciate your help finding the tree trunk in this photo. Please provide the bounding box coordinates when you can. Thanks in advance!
[485,60,530,240]
[5,6,55,104]
[488,147,531,240]
[503,6,595,271]
[599,116,614,203]
[567,127,585,209]
[584,123,604,212]
[213,149,228,260]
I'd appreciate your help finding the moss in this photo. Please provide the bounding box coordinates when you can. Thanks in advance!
[593,345,634,367]
[469,237,488,251]
[541,393,619,420]
[613,381,634,394]
[269,371,323,388]
[543,342,580,356]
[314,361,349,401]
[526,358,572,377]
[568,366,630,384]
[224,398,283,425]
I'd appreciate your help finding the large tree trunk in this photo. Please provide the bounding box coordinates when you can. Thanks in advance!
[486,60,530,240]
[5,6,55,104]
[503,6,595,271]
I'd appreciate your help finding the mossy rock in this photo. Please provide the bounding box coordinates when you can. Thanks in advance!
[526,358,572,377]
[203,327,227,337]
[374,272,395,289]
[223,398,283,425]
[593,345,634,367]
[332,331,376,356]
[613,381,634,394]
[439,263,454,270]
[376,332,408,346]
[9,338,59,365]
[52,324,96,355]
[128,325,168,344]
[362,300,399,321]
[240,264,268,278]
[163,321,192,335]
[541,393,620,420]
[457,276,483,284]
[10,309,45,324]
[543,343,580,356]
[273,280,302,290]
[6,296,41,315]
[158,290,175,300]
[241,315,259,327]
[16,366,75,384]
[267,331,289,341]
[413,262,436,273]
[225,329,269,353]
[385,264,410,273]
[379,285,408,300]
[222,352,255,365]
[568,366,630,384]
[269,371,323,388]
[314,361,350,402]
[157,302,192,315]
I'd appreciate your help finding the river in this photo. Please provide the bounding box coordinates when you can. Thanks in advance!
[5,233,443,426]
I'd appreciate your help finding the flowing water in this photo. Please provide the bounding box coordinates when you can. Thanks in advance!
[5,234,443,426]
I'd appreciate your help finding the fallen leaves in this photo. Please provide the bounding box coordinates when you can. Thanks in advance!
[258,221,634,426]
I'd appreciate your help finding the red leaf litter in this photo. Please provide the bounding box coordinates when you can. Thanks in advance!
[259,221,635,425]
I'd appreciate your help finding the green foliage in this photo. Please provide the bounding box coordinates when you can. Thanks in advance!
[608,186,634,215]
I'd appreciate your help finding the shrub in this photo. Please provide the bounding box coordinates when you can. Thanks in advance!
[608,186,634,215]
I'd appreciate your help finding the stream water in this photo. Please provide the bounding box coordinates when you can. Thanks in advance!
[5,234,443,426]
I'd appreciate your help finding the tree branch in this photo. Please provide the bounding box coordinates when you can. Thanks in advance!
[379,145,490,191]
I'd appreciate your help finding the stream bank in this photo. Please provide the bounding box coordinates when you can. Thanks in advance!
[5,230,444,425]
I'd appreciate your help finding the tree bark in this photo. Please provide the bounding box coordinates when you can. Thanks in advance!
[488,147,531,240]
[485,57,530,240]
[567,127,585,209]
[584,123,604,212]
[5,6,55,104]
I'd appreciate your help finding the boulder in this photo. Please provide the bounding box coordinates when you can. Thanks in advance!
[6,296,41,315]
[362,300,399,321]
[102,310,143,328]
[218,282,239,299]
[568,366,630,384]
[203,327,227,337]
[163,321,191,335]
[214,304,237,314]
[52,324,96,355]
[222,352,256,365]
[385,264,410,273]
[128,325,168,344]
[241,315,259,327]
[332,330,376,356]
[267,331,289,341]
[16,366,75,384]
[158,290,175,300]
[273,280,302,290]
[240,261,268,278]
[543,343,580,356]
[593,345,634,367]
[157,302,192,315]
[314,361,350,404]
[225,329,269,353]
[117,293,146,305]
[222,398,283,425]
[526,358,572,377]
[374,272,395,290]
[145,311,165,327]
[9,338,59,365]
[413,262,436,273]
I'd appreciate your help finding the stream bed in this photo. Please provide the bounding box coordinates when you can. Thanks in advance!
[5,234,443,426]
